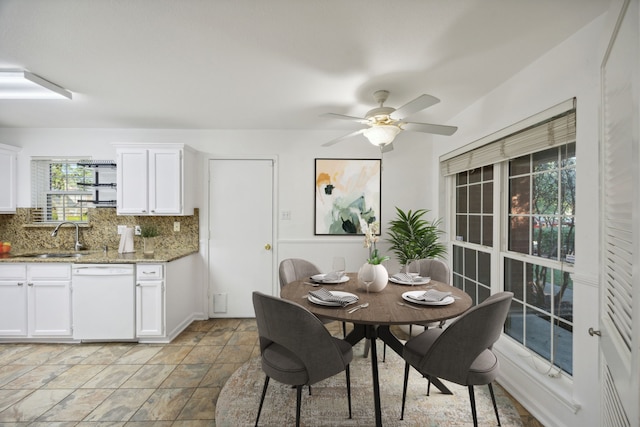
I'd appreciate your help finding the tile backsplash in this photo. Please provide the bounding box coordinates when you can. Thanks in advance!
[0,208,199,253]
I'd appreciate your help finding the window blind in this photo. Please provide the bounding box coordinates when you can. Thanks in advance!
[30,158,92,223]
[441,100,576,176]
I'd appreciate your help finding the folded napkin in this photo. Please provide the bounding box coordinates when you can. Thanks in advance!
[323,271,344,281]
[392,273,414,282]
[309,288,358,306]
[408,289,452,302]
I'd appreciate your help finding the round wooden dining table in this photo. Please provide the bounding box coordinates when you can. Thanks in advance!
[280,272,473,427]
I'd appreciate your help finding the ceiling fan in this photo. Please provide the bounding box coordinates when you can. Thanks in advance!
[321,90,457,152]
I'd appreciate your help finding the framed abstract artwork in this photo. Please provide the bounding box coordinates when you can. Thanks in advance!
[314,158,381,235]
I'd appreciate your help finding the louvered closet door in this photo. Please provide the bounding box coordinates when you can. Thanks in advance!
[600,1,639,426]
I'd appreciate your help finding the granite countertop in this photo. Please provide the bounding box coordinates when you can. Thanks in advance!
[0,248,198,264]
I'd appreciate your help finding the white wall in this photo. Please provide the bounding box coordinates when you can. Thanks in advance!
[431,13,608,427]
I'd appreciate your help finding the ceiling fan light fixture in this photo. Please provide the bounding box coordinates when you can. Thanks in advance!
[363,124,401,147]
[0,70,72,100]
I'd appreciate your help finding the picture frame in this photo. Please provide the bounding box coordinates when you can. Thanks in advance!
[314,158,382,235]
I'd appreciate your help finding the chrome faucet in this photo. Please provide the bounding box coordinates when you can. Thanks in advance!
[51,222,84,251]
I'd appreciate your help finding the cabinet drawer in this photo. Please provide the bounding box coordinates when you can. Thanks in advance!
[0,264,27,280]
[28,264,71,280]
[137,264,163,280]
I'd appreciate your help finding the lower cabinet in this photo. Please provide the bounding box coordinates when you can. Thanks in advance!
[0,264,72,338]
[136,264,164,337]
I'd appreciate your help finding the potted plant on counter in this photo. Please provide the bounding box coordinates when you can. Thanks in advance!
[140,224,160,257]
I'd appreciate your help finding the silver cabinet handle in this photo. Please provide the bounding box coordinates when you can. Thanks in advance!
[17,282,24,286]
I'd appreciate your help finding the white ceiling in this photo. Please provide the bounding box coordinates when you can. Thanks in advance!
[0,0,610,131]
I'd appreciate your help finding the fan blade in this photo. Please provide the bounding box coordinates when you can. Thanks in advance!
[403,121,458,136]
[322,129,366,147]
[381,143,394,153]
[320,112,369,124]
[391,94,440,120]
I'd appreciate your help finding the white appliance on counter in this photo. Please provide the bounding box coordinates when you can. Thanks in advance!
[72,264,135,340]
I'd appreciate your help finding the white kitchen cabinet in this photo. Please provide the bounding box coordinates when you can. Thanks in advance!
[0,265,27,336]
[114,143,196,216]
[28,264,72,336]
[0,144,20,214]
[0,264,72,338]
[136,264,164,337]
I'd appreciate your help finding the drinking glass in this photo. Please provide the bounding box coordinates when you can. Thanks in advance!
[361,263,377,294]
[406,258,420,284]
[332,256,346,279]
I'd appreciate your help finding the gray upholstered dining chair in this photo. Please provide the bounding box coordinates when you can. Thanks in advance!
[279,258,346,337]
[377,258,451,361]
[252,291,353,427]
[400,291,514,427]
[278,258,322,289]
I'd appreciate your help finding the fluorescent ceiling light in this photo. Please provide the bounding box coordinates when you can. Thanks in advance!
[0,70,72,100]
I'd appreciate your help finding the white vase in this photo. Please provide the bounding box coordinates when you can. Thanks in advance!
[358,263,389,293]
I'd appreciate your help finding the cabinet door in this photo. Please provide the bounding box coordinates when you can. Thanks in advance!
[28,264,72,337]
[136,280,164,336]
[0,281,27,336]
[149,149,182,215]
[28,280,72,337]
[0,149,17,213]
[117,148,149,214]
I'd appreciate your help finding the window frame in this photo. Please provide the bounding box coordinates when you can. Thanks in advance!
[443,103,576,379]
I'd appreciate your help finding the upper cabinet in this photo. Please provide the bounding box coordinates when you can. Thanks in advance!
[0,144,20,214]
[114,143,196,216]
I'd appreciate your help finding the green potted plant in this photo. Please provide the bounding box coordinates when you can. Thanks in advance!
[386,207,446,267]
[140,224,160,256]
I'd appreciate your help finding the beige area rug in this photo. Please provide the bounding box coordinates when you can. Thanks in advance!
[216,341,523,426]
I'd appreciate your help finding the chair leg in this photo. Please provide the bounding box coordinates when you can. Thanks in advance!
[342,321,346,338]
[255,375,270,427]
[426,376,431,396]
[468,385,478,427]
[383,342,387,362]
[295,385,302,427]
[488,383,501,426]
[400,362,410,420]
[345,365,352,418]
[363,340,370,357]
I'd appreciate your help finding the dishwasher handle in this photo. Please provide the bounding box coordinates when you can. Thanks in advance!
[72,265,134,276]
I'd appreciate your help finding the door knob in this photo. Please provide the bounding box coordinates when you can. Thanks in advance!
[264,244,271,250]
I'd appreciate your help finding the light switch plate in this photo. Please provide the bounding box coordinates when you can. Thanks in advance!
[174,221,180,232]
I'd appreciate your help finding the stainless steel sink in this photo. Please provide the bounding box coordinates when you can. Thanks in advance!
[18,252,85,258]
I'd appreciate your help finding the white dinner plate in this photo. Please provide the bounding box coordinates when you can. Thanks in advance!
[311,274,350,284]
[401,290,455,306]
[390,276,431,286]
[308,290,358,307]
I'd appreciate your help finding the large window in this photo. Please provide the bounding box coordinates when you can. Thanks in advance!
[31,159,93,222]
[443,103,576,376]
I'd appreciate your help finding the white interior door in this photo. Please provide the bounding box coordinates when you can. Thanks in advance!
[600,1,639,425]
[208,159,274,317]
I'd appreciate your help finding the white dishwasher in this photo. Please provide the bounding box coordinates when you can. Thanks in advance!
[72,264,135,340]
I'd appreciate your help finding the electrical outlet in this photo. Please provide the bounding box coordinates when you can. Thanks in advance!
[281,211,291,220]
[134,225,141,236]
[117,225,127,235]
[174,221,180,232]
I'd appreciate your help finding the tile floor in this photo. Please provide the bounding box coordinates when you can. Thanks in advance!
[0,319,543,426]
